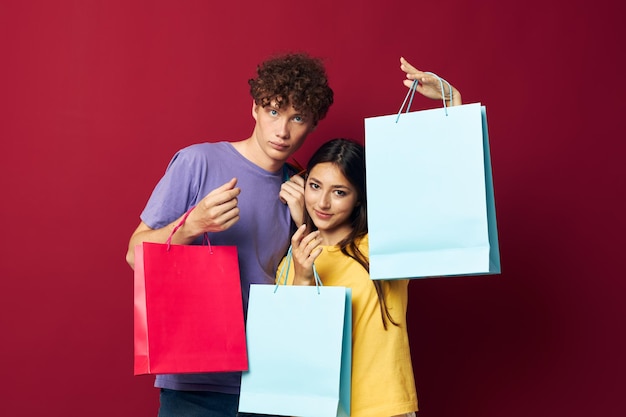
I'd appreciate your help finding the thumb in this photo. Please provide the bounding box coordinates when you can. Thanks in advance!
[218,177,238,191]
[206,177,239,198]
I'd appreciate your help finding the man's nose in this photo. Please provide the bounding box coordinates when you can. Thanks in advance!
[275,119,289,139]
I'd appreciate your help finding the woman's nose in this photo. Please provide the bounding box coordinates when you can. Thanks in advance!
[318,192,331,208]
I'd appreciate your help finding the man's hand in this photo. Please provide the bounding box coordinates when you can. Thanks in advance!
[183,178,241,238]
[400,57,462,106]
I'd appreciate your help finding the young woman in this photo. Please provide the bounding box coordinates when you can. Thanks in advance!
[280,58,461,417]
[282,138,417,417]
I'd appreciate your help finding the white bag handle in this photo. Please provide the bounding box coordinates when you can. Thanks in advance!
[275,245,322,293]
[395,72,453,122]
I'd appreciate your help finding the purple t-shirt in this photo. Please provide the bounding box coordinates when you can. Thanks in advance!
[141,142,294,393]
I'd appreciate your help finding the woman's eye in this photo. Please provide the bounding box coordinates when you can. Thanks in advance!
[334,190,347,197]
[309,183,320,190]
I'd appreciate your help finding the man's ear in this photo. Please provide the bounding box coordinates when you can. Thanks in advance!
[251,100,259,121]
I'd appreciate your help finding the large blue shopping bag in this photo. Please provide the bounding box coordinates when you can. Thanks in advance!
[365,86,500,279]
[239,254,352,417]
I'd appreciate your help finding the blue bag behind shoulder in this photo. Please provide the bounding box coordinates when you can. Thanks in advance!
[365,102,500,279]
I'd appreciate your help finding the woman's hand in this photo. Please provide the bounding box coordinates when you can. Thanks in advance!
[400,56,462,106]
[290,224,323,286]
[280,174,306,227]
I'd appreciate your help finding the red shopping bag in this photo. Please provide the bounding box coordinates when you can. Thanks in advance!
[133,210,248,375]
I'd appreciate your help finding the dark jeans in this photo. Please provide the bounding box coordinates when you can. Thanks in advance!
[157,389,275,417]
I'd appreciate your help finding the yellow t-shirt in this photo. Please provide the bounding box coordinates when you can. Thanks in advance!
[278,235,418,417]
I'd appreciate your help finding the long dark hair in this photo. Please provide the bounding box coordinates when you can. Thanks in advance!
[304,138,398,329]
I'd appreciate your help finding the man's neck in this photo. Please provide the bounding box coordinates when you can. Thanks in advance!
[231,137,283,173]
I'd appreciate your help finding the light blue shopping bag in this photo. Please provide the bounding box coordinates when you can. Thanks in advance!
[365,94,500,279]
[238,254,352,417]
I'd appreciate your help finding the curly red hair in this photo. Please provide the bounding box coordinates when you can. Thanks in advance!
[248,53,334,125]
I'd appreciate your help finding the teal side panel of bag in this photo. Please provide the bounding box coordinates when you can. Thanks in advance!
[365,102,498,279]
[481,106,501,273]
[238,284,351,417]
[339,287,352,417]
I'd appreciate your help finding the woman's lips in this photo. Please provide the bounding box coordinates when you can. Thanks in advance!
[314,210,332,220]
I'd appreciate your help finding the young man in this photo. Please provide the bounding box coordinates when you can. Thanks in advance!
[126,53,334,417]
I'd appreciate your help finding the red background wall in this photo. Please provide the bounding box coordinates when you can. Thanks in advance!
[1,1,624,416]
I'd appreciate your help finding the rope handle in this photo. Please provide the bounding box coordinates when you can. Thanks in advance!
[165,206,213,253]
[275,245,322,294]
[395,71,453,123]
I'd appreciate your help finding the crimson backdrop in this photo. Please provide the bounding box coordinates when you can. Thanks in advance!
[1,1,624,416]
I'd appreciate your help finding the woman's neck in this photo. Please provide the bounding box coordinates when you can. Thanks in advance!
[318,226,353,247]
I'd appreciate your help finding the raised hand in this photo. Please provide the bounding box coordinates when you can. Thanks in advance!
[400,57,462,106]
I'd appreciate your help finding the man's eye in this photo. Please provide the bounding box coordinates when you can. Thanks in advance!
[293,116,303,123]
[270,109,278,116]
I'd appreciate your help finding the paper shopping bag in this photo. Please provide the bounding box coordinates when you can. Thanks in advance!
[365,102,500,279]
[133,237,247,375]
[238,283,352,417]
